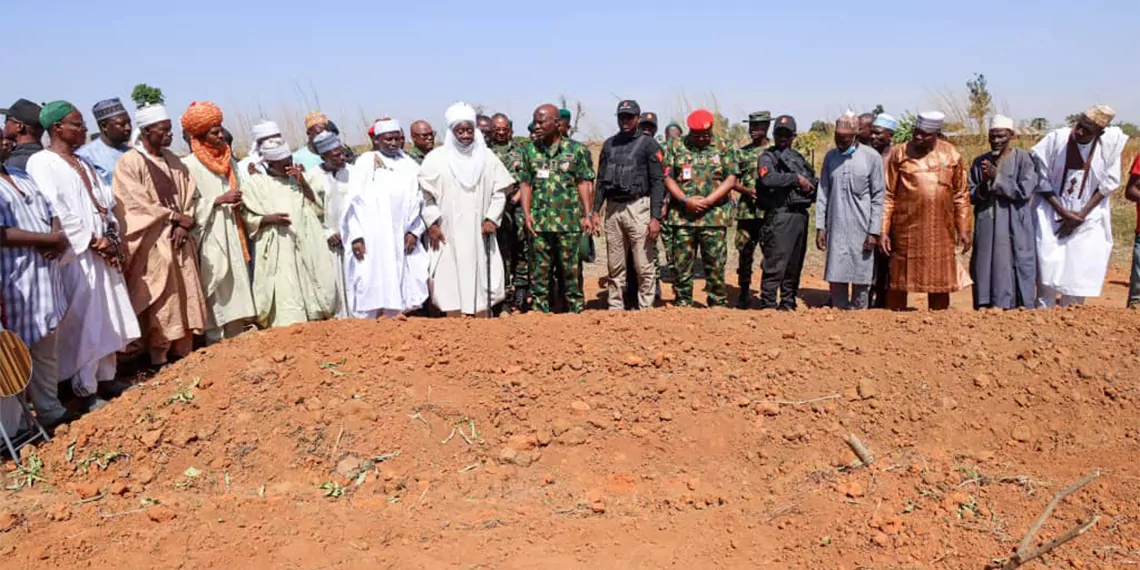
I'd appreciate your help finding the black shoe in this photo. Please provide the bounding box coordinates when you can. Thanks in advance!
[97,379,132,401]
[735,288,751,309]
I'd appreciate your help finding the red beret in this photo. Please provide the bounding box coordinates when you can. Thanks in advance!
[687,109,714,131]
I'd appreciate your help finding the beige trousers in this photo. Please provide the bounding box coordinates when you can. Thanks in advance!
[605,197,656,310]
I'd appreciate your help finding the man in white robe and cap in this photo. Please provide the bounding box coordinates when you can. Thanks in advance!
[343,119,429,318]
[25,101,140,407]
[419,102,514,317]
[238,120,284,180]
[1032,105,1128,307]
[312,130,350,317]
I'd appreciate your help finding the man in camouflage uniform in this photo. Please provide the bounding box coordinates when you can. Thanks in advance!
[733,111,772,308]
[662,109,739,307]
[406,120,435,164]
[519,104,596,313]
[489,113,531,311]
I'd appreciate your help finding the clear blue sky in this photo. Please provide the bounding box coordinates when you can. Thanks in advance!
[2,0,1136,144]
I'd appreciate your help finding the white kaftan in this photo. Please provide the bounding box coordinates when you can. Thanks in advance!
[419,147,513,314]
[344,151,428,317]
[1032,127,1128,298]
[25,151,140,395]
[182,155,257,338]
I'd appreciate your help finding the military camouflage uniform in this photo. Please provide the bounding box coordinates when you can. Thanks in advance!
[406,146,431,164]
[663,137,737,307]
[518,137,595,313]
[658,137,683,283]
[491,141,530,305]
[734,141,765,292]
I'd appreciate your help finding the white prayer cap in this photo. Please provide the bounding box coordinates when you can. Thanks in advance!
[990,115,1015,131]
[445,102,477,128]
[259,137,292,161]
[251,120,282,140]
[1083,105,1115,128]
[372,118,401,135]
[313,131,342,154]
[915,111,946,133]
[872,113,897,131]
[136,104,170,128]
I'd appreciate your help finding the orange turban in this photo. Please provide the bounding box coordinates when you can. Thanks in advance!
[305,111,329,130]
[181,101,224,137]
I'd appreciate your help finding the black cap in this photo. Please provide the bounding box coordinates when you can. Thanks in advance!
[773,115,797,133]
[1,99,42,128]
[639,112,658,126]
[616,100,640,116]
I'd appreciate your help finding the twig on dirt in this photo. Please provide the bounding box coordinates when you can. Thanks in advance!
[331,423,345,457]
[74,493,105,505]
[99,507,150,519]
[441,427,456,445]
[411,482,431,510]
[843,434,875,467]
[774,394,841,406]
[994,470,1101,570]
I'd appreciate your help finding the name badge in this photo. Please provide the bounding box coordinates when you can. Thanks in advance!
[536,168,551,179]
[681,165,693,181]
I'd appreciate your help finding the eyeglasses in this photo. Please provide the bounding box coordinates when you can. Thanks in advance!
[60,120,87,129]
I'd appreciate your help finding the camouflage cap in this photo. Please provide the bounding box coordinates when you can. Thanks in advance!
[743,111,772,124]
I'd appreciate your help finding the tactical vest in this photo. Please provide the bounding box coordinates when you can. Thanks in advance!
[599,135,649,199]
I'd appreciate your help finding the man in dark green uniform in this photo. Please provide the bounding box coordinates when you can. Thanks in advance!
[662,109,738,307]
[733,111,772,308]
[519,104,596,313]
[406,120,435,164]
[489,113,530,311]
[756,115,817,310]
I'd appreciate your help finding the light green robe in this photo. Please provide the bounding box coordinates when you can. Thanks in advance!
[242,172,337,327]
[183,155,256,336]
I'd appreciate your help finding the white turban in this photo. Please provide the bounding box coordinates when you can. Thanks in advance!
[136,104,170,128]
[313,131,342,154]
[915,111,946,133]
[442,102,487,190]
[259,137,292,161]
[373,119,401,135]
[990,115,1015,131]
[251,120,282,140]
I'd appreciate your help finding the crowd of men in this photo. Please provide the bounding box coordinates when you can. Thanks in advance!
[0,93,1133,434]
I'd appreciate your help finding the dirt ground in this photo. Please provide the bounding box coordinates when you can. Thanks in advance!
[2,294,1140,568]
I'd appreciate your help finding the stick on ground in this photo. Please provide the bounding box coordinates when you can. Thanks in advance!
[996,470,1101,570]
[843,434,875,467]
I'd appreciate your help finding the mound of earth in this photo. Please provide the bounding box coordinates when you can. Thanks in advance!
[2,308,1139,569]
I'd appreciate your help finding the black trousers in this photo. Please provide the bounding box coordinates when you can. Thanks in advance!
[758,209,809,310]
[870,250,890,309]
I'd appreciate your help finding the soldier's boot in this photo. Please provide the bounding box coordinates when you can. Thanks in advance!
[735,285,752,310]
[514,288,530,313]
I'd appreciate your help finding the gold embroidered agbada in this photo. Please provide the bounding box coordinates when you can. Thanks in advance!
[112,148,207,363]
[881,139,971,293]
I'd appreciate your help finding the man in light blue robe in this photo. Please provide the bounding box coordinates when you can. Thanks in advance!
[76,98,133,185]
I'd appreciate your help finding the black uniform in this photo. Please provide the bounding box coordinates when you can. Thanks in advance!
[756,143,817,310]
[592,123,666,310]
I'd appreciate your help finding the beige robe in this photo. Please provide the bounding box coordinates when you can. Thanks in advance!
[242,172,337,327]
[183,154,257,336]
[111,148,207,356]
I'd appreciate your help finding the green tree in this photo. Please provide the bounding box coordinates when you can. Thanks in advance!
[872,104,885,116]
[893,111,917,143]
[130,84,164,108]
[809,120,832,135]
[966,73,993,132]
[1029,117,1050,131]
[1119,122,1140,137]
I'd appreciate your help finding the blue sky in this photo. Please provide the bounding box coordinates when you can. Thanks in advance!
[2,0,1136,145]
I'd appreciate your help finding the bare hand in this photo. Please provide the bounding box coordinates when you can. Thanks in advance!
[327,233,342,249]
[524,212,536,237]
[647,218,661,241]
[171,226,189,249]
[216,188,243,206]
[816,229,827,251]
[683,197,707,214]
[878,234,892,256]
[352,239,366,260]
[39,231,68,259]
[958,233,972,254]
[427,224,446,250]
[285,163,305,181]
[404,232,417,254]
[263,213,292,227]
[247,161,259,175]
[796,175,814,194]
[741,187,758,198]
[481,220,497,235]
[981,159,997,181]
[863,234,879,252]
